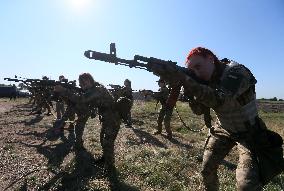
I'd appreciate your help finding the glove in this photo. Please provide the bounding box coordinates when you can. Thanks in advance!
[150,63,187,84]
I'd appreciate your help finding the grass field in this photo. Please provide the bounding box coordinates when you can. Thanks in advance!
[0,98,283,190]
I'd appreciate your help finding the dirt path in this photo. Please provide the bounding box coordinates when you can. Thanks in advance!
[0,99,55,190]
[0,99,17,113]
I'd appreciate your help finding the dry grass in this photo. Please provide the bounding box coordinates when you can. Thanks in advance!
[0,98,283,190]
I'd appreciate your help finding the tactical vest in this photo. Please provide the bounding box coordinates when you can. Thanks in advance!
[158,87,169,105]
[86,83,116,112]
[214,61,258,133]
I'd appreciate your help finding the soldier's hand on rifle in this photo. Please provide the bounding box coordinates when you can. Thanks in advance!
[150,63,170,76]
[54,85,66,93]
[150,63,187,83]
[182,74,200,89]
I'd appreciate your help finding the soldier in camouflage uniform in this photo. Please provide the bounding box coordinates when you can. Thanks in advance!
[53,76,78,136]
[54,73,121,177]
[55,75,66,119]
[158,47,279,190]
[32,76,52,115]
[152,78,173,139]
[9,84,17,100]
[53,103,76,136]
[121,79,133,102]
[119,79,133,127]
[109,79,133,128]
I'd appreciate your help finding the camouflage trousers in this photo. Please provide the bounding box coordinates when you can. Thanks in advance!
[157,105,173,136]
[32,94,50,113]
[99,109,121,168]
[53,105,76,130]
[117,97,133,127]
[201,132,262,191]
[64,105,76,121]
[56,101,65,119]
[75,109,121,169]
[37,99,51,113]
[122,111,132,127]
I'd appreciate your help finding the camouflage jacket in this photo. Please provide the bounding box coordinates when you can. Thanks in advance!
[62,82,115,115]
[183,61,258,134]
[120,86,133,100]
[152,87,169,105]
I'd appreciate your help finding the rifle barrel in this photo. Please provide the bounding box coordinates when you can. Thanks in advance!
[84,50,148,70]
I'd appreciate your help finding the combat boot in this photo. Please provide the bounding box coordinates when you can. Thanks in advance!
[154,124,162,135]
[95,156,105,164]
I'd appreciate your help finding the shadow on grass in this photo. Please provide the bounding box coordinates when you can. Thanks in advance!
[20,127,75,169]
[20,125,139,190]
[17,122,68,142]
[161,134,192,150]
[23,114,44,126]
[5,102,34,115]
[37,147,139,191]
[131,127,168,149]
[162,134,237,171]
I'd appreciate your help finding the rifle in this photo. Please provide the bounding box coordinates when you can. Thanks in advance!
[84,44,213,131]
[84,43,198,84]
[4,77,81,105]
[108,84,122,89]
[109,84,138,92]
[4,78,41,93]
[34,80,80,92]
[5,78,80,92]
[4,78,41,84]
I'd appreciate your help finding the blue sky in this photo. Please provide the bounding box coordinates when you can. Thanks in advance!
[0,0,283,98]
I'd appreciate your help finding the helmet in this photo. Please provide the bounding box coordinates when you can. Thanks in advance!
[59,75,65,81]
[124,79,131,86]
[42,76,49,80]
[156,78,165,83]
[124,79,131,84]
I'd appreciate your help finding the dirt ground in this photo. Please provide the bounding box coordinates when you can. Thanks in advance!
[0,98,283,191]
[0,98,199,190]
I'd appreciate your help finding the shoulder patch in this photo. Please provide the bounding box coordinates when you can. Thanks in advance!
[220,63,248,96]
[221,71,244,95]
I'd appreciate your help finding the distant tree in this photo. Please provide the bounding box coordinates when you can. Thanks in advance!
[279,99,283,101]
[270,97,278,101]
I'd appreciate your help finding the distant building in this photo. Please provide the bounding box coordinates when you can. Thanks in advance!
[0,85,30,98]
[133,92,152,101]
[133,92,147,100]
[0,85,17,98]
